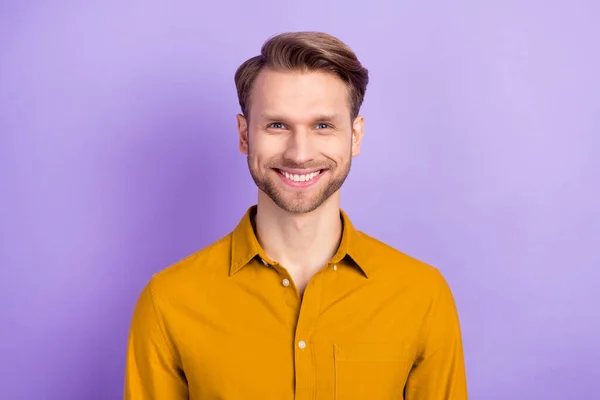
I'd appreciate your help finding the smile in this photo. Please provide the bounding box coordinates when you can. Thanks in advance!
[278,169,321,182]
[276,168,325,188]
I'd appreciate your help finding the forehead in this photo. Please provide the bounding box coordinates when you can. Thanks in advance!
[249,68,351,120]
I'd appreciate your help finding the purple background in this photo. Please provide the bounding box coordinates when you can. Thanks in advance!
[1,1,599,399]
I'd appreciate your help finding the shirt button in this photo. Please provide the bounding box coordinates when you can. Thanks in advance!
[298,340,306,349]
[282,278,290,287]
[333,264,338,271]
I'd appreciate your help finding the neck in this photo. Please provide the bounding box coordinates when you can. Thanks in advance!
[254,192,343,274]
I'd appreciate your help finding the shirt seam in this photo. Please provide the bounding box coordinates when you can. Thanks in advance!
[148,278,180,365]
[418,268,443,358]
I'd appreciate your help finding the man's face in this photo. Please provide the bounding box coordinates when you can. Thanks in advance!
[237,68,364,214]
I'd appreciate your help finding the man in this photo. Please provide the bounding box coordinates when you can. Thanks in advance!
[125,31,468,399]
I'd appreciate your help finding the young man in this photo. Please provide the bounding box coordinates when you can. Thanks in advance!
[125,32,468,399]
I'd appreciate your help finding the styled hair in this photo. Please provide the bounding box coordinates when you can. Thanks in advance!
[234,32,369,121]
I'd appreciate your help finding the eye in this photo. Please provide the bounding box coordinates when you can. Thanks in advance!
[268,122,285,129]
[315,123,331,129]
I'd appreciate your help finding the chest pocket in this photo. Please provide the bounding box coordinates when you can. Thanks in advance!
[333,342,412,400]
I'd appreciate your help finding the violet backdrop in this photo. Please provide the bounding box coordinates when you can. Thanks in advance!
[1,0,599,399]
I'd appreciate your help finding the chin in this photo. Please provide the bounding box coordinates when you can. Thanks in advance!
[279,203,321,214]
[276,194,329,214]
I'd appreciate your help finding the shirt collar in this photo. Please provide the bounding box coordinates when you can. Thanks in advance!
[230,205,372,278]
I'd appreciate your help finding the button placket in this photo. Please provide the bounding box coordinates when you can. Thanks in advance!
[293,272,325,399]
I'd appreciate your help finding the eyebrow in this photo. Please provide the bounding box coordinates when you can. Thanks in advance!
[259,113,339,122]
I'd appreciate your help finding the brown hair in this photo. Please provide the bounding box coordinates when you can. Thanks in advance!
[234,32,369,121]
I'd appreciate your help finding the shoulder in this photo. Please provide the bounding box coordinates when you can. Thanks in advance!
[147,233,233,296]
[355,231,458,315]
[355,230,445,288]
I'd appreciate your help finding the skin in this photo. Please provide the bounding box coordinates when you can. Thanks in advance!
[236,67,364,294]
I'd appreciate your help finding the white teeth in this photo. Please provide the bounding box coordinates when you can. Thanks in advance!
[280,170,321,182]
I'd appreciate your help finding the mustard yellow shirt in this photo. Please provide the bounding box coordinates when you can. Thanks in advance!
[125,206,468,399]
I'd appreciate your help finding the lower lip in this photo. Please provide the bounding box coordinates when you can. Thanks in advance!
[276,170,325,188]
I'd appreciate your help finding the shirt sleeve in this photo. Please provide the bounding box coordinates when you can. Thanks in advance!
[124,279,188,400]
[404,269,468,399]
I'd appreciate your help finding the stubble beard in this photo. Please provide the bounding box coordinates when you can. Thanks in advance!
[247,152,352,214]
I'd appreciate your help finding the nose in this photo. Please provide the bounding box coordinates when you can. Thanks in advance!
[282,129,315,165]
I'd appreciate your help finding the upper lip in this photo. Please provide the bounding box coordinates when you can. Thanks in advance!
[277,168,323,174]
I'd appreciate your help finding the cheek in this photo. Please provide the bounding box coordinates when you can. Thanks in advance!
[329,139,353,160]
[247,150,272,171]
[250,138,283,164]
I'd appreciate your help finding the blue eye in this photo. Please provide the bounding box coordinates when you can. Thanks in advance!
[269,122,285,129]
[316,123,331,129]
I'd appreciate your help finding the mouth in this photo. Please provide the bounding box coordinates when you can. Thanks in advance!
[275,168,326,188]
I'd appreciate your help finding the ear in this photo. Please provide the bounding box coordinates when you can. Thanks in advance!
[351,116,364,157]
[236,114,249,155]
